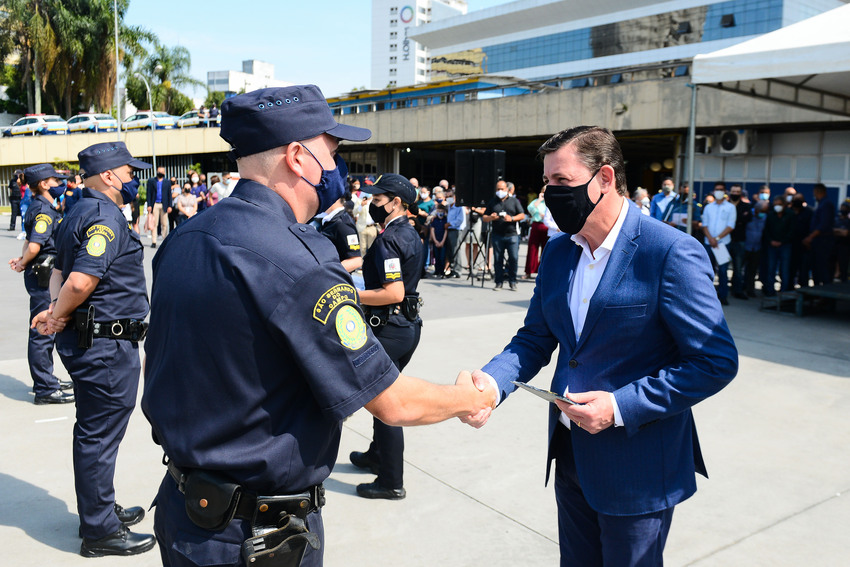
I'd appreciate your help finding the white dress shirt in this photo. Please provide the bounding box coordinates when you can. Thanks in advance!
[557,196,630,429]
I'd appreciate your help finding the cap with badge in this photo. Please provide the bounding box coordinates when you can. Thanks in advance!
[360,173,417,205]
[220,84,371,160]
[24,164,68,187]
[77,141,151,178]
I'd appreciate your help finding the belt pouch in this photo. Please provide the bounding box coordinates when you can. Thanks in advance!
[183,470,241,531]
[74,305,94,349]
[242,516,320,567]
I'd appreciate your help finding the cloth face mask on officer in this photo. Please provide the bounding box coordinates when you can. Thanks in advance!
[368,196,397,225]
[300,145,349,215]
[108,169,141,206]
[544,168,602,235]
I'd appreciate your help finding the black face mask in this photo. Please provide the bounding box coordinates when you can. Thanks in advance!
[729,194,741,202]
[544,168,601,234]
[156,172,165,179]
[369,200,393,225]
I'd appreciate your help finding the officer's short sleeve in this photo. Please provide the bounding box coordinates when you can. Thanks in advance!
[28,206,56,247]
[336,222,361,259]
[270,263,399,421]
[368,235,403,284]
[70,213,124,278]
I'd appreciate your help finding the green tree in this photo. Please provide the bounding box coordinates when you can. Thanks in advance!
[126,43,203,115]
[204,90,226,109]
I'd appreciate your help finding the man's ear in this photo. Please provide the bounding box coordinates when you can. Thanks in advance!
[598,165,615,194]
[283,142,306,178]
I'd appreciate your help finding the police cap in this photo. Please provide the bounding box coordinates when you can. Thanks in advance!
[220,85,371,159]
[24,164,68,187]
[77,141,151,178]
[361,173,417,205]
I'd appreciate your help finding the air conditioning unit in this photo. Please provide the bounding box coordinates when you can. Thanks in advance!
[718,129,752,154]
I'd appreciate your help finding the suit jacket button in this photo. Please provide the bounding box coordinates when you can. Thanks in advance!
[569,359,578,368]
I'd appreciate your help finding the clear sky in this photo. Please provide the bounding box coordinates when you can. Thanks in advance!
[125,0,513,100]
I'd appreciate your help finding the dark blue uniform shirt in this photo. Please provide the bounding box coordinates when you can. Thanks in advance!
[53,188,148,323]
[24,195,61,256]
[142,180,399,494]
[362,216,423,297]
[320,209,361,261]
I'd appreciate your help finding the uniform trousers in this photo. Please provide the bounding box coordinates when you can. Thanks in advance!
[154,474,324,567]
[366,319,421,490]
[554,424,674,567]
[9,199,21,230]
[24,269,59,397]
[57,336,140,539]
[150,202,170,245]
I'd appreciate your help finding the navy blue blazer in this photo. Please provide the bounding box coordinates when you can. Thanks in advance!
[483,201,738,516]
[146,177,172,210]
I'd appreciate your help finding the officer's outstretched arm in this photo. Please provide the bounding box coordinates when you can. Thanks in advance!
[365,371,496,427]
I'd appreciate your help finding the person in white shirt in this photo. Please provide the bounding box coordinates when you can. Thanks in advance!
[700,182,737,305]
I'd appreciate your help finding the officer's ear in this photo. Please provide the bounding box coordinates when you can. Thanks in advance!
[284,142,307,178]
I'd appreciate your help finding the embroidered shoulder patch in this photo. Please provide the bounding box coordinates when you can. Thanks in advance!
[86,234,107,257]
[384,258,401,280]
[335,305,367,350]
[313,283,358,324]
[34,213,51,234]
[347,234,360,250]
[86,224,115,242]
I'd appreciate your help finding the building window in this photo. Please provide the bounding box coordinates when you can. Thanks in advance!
[389,19,397,27]
[389,56,397,64]
[388,81,397,87]
[389,6,398,14]
[389,43,397,52]
[417,69,425,76]
[417,56,425,64]
[389,31,397,39]
[389,68,397,76]
[418,6,426,13]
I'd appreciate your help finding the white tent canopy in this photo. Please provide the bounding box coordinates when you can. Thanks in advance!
[692,3,850,116]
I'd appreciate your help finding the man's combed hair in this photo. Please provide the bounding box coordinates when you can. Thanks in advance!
[538,126,628,196]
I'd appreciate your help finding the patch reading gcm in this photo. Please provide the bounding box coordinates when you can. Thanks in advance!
[313,283,358,324]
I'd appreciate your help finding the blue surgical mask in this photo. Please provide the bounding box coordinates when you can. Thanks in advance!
[48,182,66,200]
[759,193,770,201]
[300,146,348,215]
[110,170,140,206]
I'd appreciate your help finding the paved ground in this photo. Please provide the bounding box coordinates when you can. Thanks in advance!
[1,218,849,566]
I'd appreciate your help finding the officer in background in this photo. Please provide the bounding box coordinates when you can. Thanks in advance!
[32,142,155,558]
[8,169,23,231]
[8,164,74,404]
[141,85,495,567]
[350,174,423,500]
[320,194,363,273]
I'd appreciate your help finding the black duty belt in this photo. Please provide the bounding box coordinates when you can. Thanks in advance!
[92,319,148,342]
[166,460,324,527]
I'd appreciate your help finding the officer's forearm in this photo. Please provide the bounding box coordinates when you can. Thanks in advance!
[20,241,42,267]
[341,256,362,273]
[53,272,100,320]
[359,281,404,306]
[365,373,491,426]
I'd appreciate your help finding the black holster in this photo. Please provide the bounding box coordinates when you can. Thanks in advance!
[75,305,95,349]
[400,295,422,321]
[182,469,241,531]
[31,254,55,288]
[242,516,320,567]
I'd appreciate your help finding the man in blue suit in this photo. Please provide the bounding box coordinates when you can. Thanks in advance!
[462,126,738,566]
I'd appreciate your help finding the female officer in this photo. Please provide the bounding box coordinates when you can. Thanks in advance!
[8,164,74,404]
[350,173,424,500]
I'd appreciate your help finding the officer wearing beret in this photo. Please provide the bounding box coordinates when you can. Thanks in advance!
[32,142,155,557]
[349,174,423,500]
[141,85,496,567]
[9,164,74,404]
[320,195,363,272]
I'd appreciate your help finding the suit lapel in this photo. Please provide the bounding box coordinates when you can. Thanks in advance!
[558,244,581,350]
[576,205,640,351]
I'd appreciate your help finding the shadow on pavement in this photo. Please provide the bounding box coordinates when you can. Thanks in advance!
[0,472,79,553]
[0,372,34,403]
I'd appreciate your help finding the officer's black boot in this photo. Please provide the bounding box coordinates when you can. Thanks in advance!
[80,525,156,557]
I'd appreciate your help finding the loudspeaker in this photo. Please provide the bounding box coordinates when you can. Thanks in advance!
[454,149,506,207]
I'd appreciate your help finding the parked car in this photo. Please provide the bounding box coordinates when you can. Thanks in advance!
[67,113,119,133]
[121,111,176,131]
[176,109,221,128]
[1,114,68,136]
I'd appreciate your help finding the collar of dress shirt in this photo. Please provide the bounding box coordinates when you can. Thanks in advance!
[570,195,630,261]
[322,206,345,224]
